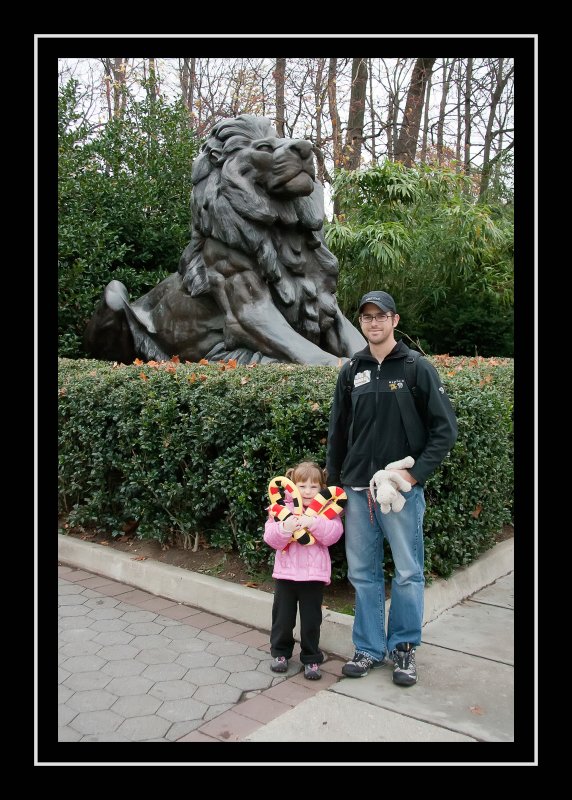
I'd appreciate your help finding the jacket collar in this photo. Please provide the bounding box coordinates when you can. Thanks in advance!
[352,339,409,363]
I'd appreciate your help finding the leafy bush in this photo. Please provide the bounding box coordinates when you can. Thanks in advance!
[326,161,514,356]
[58,80,199,357]
[59,356,513,579]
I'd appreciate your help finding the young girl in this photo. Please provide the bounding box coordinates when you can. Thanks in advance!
[264,461,344,680]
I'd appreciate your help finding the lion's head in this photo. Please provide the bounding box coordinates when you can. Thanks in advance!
[178,114,338,314]
[194,114,317,208]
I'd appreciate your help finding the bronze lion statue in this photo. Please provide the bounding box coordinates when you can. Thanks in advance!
[84,114,365,365]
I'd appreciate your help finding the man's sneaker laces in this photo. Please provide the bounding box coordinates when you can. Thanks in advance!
[342,651,385,678]
[391,643,417,686]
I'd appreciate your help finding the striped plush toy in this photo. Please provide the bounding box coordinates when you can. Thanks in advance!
[267,476,347,549]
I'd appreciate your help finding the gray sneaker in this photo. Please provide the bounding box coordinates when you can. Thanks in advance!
[342,651,386,678]
[270,655,288,673]
[304,663,322,680]
[391,643,417,686]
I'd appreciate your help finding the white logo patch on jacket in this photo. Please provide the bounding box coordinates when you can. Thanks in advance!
[353,370,371,387]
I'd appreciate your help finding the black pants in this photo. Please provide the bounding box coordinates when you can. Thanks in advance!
[270,579,324,665]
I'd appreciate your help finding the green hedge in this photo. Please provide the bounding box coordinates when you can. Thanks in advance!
[58,356,513,580]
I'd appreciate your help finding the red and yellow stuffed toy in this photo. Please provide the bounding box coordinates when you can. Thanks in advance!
[267,476,347,549]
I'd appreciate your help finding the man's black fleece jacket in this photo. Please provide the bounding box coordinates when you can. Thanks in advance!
[326,340,458,488]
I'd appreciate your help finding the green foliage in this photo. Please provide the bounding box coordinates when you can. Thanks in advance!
[58,79,200,357]
[325,161,514,356]
[420,355,513,577]
[416,287,514,357]
[58,357,513,579]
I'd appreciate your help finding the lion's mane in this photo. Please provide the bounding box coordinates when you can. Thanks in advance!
[178,115,339,334]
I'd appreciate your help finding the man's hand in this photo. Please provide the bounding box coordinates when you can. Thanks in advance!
[369,457,416,513]
[385,456,417,486]
[388,468,417,486]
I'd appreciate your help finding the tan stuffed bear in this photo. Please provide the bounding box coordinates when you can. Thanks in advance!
[369,457,415,514]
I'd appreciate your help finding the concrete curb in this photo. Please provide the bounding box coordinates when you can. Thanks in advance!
[57,534,513,659]
[422,539,514,624]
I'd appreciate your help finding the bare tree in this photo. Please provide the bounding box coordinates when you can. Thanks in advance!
[282,58,313,137]
[463,57,473,176]
[343,57,368,170]
[327,57,343,172]
[146,57,160,103]
[419,68,433,163]
[101,58,129,118]
[478,58,515,199]
[274,58,286,137]
[492,91,514,192]
[190,58,261,136]
[436,58,456,165]
[179,57,196,126]
[310,58,328,184]
[394,57,436,166]
[375,58,415,161]
[59,58,103,133]
[101,58,131,119]
[387,85,396,160]
[455,60,463,169]
[101,59,114,120]
[60,56,515,207]
[368,57,376,162]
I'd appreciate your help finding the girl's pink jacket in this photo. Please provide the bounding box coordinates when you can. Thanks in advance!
[263,500,344,585]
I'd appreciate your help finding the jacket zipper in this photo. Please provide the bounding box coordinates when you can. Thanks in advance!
[370,363,381,479]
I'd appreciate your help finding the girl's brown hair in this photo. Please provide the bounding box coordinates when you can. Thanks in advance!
[285,461,327,489]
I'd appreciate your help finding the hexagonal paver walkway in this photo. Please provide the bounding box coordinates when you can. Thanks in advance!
[58,565,343,742]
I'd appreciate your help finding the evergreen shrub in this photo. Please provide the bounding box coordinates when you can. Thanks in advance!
[58,356,513,579]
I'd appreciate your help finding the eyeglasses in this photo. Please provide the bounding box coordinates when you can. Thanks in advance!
[360,313,392,323]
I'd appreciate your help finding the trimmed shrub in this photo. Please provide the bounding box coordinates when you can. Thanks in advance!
[58,356,513,579]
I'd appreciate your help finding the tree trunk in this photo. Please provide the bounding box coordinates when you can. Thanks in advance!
[180,57,190,109]
[387,89,396,160]
[327,58,343,171]
[479,60,514,200]
[103,58,113,121]
[109,58,128,117]
[313,58,326,184]
[464,57,473,175]
[395,57,436,166]
[455,60,463,170]
[369,57,376,162]
[343,57,368,170]
[180,59,193,110]
[437,58,455,165]
[419,70,432,163]
[493,127,504,188]
[148,57,159,104]
[274,58,286,137]
[179,57,196,128]
[327,57,344,217]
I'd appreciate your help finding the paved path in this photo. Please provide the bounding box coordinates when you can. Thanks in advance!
[58,563,514,744]
[58,565,344,742]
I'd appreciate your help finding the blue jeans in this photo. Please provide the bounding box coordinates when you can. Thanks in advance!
[344,485,426,661]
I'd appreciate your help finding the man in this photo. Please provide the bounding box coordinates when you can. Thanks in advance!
[326,291,457,686]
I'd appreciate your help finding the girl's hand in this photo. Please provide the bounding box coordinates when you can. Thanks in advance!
[298,515,315,530]
[282,515,301,533]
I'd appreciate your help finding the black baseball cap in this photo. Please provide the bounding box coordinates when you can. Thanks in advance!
[358,291,396,314]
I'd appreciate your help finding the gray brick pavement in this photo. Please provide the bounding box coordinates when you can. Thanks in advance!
[58,566,336,742]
